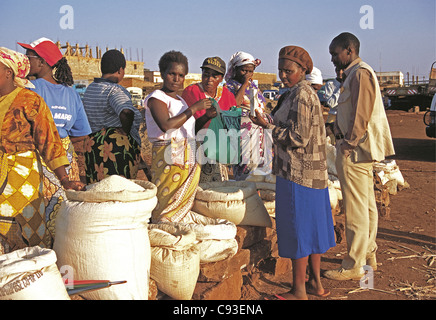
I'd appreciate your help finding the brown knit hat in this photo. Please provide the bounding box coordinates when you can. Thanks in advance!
[278,46,313,74]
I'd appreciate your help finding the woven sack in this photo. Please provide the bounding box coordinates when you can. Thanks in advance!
[328,181,339,211]
[65,177,157,202]
[373,160,405,187]
[263,200,276,217]
[197,238,238,263]
[259,189,275,201]
[148,224,199,300]
[0,246,70,300]
[53,178,157,300]
[246,173,276,184]
[326,139,338,177]
[193,181,272,227]
[175,211,237,240]
[168,211,238,263]
[245,173,266,182]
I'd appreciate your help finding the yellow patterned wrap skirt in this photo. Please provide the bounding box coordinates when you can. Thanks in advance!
[0,151,50,254]
[150,140,201,223]
[40,136,80,243]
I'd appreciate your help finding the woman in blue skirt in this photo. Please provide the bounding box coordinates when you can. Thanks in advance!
[250,46,335,300]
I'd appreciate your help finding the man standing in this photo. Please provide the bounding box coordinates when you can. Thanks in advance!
[324,32,395,280]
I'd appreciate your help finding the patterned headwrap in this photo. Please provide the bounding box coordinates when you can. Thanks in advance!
[225,51,261,81]
[0,47,34,88]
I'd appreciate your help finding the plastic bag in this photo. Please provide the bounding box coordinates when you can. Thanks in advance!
[203,99,241,164]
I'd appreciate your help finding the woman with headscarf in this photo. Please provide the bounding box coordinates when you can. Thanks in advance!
[250,46,335,300]
[18,38,91,241]
[182,56,236,182]
[225,51,272,180]
[0,48,85,254]
[145,51,211,223]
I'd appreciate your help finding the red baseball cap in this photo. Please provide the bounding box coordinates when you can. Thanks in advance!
[18,37,63,67]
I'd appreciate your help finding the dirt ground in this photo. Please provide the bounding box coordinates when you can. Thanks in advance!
[245,109,436,300]
[137,108,435,301]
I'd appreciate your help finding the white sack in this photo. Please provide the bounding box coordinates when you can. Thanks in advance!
[373,160,405,186]
[54,177,157,300]
[168,211,238,263]
[197,239,238,263]
[0,246,70,300]
[193,181,272,227]
[326,138,338,177]
[148,224,199,300]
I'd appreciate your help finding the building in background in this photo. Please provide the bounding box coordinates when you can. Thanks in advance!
[376,71,404,87]
[55,42,278,98]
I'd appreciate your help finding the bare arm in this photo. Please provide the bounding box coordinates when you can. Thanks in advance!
[119,109,135,135]
[234,78,251,106]
[148,97,212,133]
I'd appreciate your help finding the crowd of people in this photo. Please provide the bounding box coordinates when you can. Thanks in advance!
[0,32,394,300]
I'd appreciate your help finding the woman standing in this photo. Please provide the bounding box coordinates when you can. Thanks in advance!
[225,51,272,180]
[145,51,211,223]
[18,37,91,240]
[0,48,84,253]
[182,56,236,182]
[82,49,142,184]
[250,46,335,300]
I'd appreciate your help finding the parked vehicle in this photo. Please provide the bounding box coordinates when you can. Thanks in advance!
[384,61,436,110]
[127,87,143,109]
[424,94,436,138]
[73,84,87,100]
[263,90,278,100]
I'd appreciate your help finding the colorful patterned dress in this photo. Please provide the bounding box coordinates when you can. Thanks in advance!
[0,88,69,253]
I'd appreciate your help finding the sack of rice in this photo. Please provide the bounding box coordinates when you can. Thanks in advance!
[0,246,70,300]
[171,211,238,263]
[329,175,342,201]
[177,211,237,240]
[196,238,238,263]
[373,160,405,187]
[193,181,272,227]
[246,171,276,182]
[263,200,276,217]
[246,173,276,203]
[258,189,275,201]
[53,176,157,300]
[326,138,338,177]
[328,180,339,212]
[148,224,200,300]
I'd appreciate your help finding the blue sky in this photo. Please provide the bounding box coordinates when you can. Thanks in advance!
[1,0,435,79]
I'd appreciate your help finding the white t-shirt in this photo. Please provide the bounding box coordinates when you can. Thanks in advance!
[145,90,195,142]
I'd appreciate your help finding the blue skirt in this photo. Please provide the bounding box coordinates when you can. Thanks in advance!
[275,176,336,259]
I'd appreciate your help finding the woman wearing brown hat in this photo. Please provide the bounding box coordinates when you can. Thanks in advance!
[251,46,335,300]
[182,56,236,182]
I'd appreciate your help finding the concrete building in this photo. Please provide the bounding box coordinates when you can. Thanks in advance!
[376,71,404,86]
[58,42,145,86]
[59,41,277,93]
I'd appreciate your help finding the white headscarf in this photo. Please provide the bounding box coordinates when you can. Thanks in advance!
[306,66,323,85]
[225,51,261,81]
